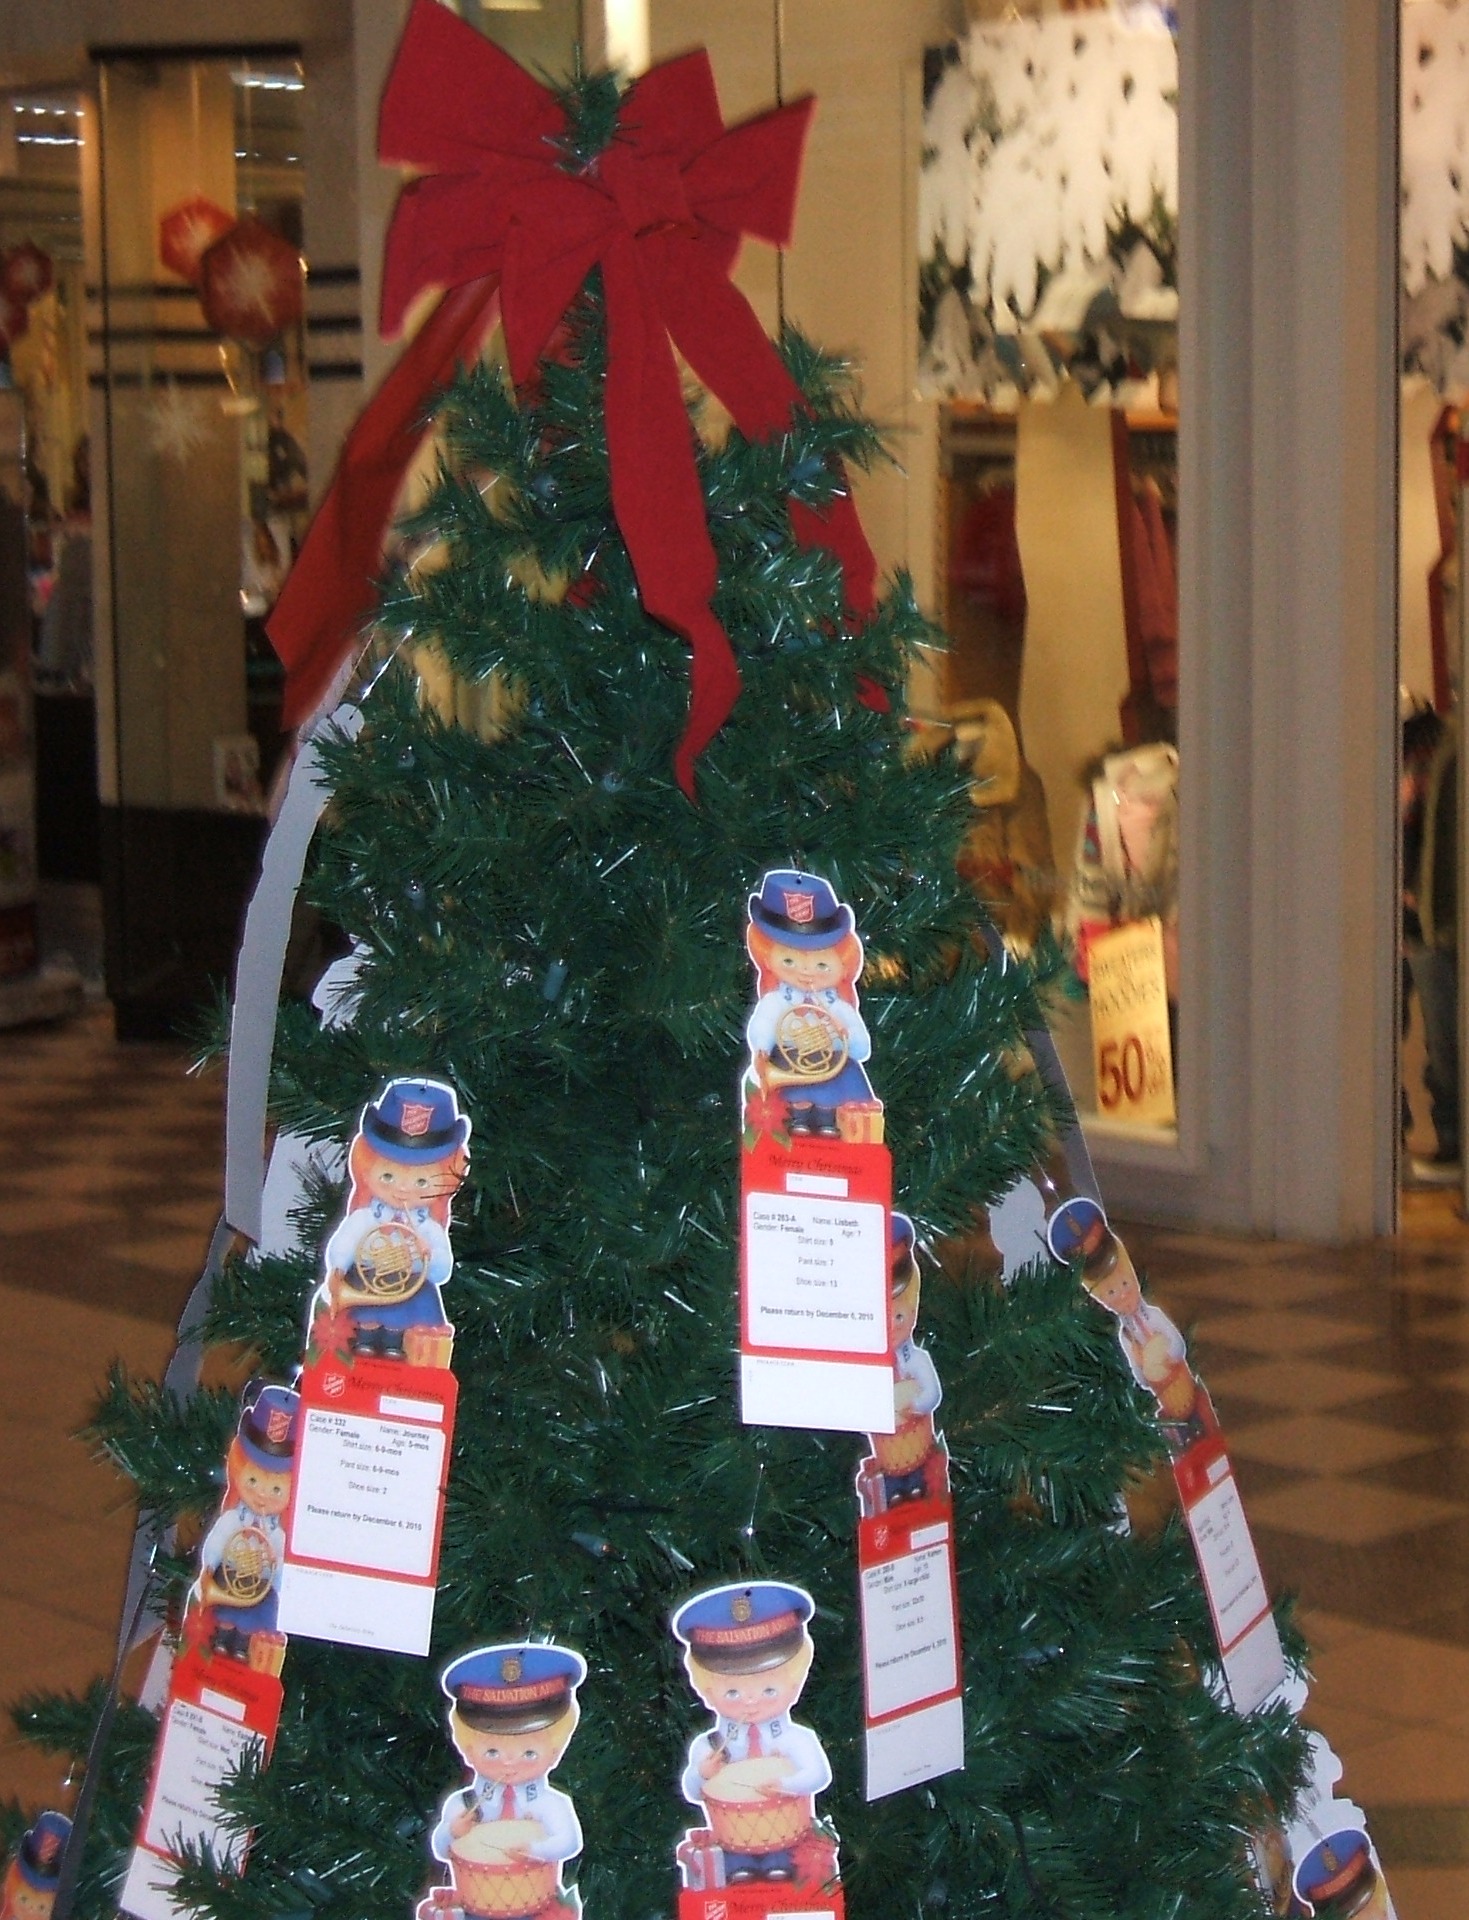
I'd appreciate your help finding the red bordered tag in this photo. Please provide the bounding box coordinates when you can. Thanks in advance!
[120,1648,282,1920]
[1173,1432,1286,1714]
[739,1133,895,1434]
[678,1879,845,1920]
[857,1501,964,1798]
[277,1354,457,1656]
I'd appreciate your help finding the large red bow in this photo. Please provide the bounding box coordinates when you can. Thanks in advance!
[268,0,879,793]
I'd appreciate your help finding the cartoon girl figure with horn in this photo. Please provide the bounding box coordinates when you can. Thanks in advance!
[743,870,878,1140]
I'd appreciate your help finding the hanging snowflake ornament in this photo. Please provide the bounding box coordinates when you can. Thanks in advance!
[159,195,237,286]
[1,241,53,306]
[198,216,304,349]
[146,379,211,465]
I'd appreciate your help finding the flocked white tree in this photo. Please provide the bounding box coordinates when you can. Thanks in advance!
[918,5,1177,399]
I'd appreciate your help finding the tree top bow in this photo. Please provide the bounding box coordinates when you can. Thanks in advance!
[268,0,879,794]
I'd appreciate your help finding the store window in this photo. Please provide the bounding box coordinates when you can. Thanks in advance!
[92,49,307,1033]
[1399,0,1469,1198]
[918,4,1181,1141]
[0,87,90,984]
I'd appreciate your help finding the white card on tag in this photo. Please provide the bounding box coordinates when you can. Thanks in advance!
[1175,1438,1286,1716]
[277,1358,455,1656]
[858,1510,964,1799]
[739,1136,895,1435]
[121,1654,280,1920]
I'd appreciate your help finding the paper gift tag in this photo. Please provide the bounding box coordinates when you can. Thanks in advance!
[277,1355,456,1656]
[739,868,895,1435]
[1251,1728,1400,1919]
[739,1133,895,1434]
[1173,1436,1286,1716]
[417,1643,587,1920]
[671,1580,843,1920]
[120,1649,282,1920]
[858,1508,964,1800]
[1045,1196,1286,1715]
[851,1211,963,1798]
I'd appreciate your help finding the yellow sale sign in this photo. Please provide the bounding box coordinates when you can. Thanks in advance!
[1087,918,1176,1126]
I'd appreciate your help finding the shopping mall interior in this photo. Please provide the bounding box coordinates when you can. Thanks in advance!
[0,0,1465,1914]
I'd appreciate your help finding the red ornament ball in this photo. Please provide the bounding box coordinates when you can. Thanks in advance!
[1,241,53,306]
[198,215,303,349]
[158,195,236,286]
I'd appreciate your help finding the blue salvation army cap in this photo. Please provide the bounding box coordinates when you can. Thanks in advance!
[672,1581,815,1674]
[442,1644,586,1732]
[237,1383,300,1469]
[1044,1195,1113,1268]
[15,1811,71,1892]
[747,870,855,950]
[1294,1830,1378,1911]
[361,1077,470,1164]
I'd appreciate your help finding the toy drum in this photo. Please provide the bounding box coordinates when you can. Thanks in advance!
[703,1760,812,1856]
[1146,1355,1197,1423]
[873,1414,935,1476]
[450,1820,556,1917]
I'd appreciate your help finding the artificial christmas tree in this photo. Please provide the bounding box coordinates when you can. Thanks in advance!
[11,9,1327,1919]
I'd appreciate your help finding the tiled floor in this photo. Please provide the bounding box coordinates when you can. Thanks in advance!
[2,1009,1469,1914]
[1126,1209,1469,1917]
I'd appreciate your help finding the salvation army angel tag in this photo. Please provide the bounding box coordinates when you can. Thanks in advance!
[671,1581,841,1919]
[742,870,883,1147]
[418,1644,586,1920]
[278,1074,469,1657]
[305,1077,471,1370]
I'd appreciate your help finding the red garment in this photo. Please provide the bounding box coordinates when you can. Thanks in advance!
[1127,483,1177,710]
[949,485,1026,625]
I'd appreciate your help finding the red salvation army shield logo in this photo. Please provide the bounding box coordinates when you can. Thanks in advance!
[782,890,815,924]
[399,1100,434,1137]
[266,1406,292,1445]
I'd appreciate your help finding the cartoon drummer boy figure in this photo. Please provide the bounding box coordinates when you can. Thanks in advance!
[428,1644,585,1920]
[860,1214,947,1514]
[673,1582,834,1889]
[189,1382,299,1666]
[313,1078,471,1365]
[1046,1197,1214,1451]
[744,870,878,1140]
[1,1814,70,1920]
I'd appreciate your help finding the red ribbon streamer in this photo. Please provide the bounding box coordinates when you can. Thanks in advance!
[268,0,879,791]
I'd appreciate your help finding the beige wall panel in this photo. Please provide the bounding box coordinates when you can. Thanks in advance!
[1014,390,1130,883]
[649,1,954,608]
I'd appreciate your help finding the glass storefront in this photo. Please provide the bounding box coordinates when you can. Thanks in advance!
[918,10,1181,1139]
[91,48,308,1031]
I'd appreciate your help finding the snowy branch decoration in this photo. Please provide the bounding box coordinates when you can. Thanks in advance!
[1402,2,1469,392]
[918,6,1178,403]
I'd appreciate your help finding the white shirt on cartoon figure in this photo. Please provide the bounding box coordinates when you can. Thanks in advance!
[681,1716,831,1806]
[430,1775,582,1866]
[745,986,872,1066]
[324,1198,454,1288]
[893,1337,942,1420]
